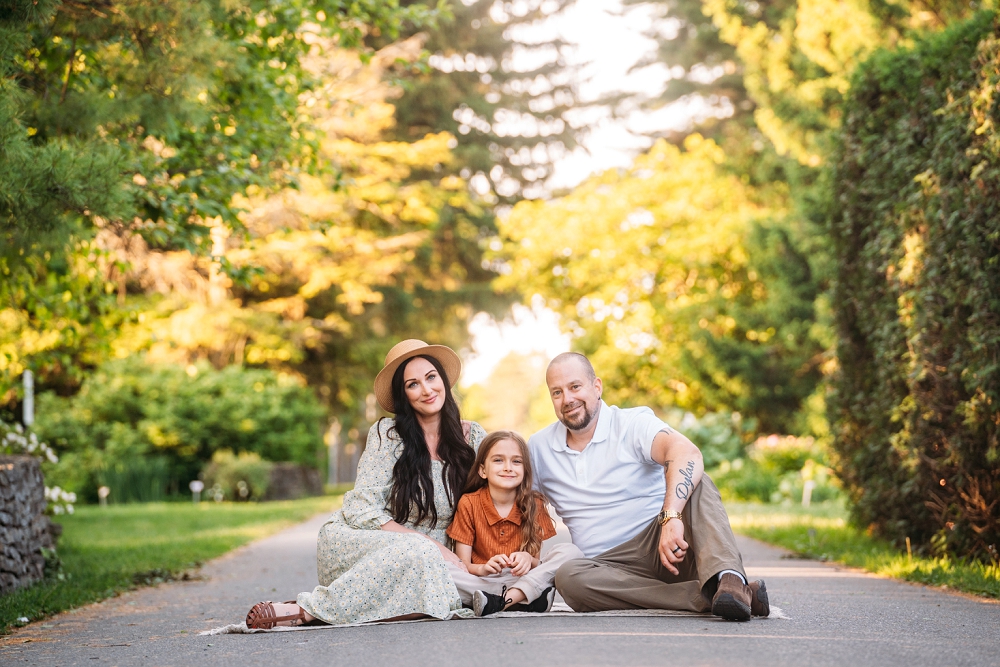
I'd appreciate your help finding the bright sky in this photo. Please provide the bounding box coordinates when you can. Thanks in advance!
[462,0,688,383]
[534,0,691,188]
[461,296,571,386]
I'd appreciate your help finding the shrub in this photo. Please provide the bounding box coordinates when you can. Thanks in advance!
[200,450,273,501]
[34,357,325,502]
[0,419,76,514]
[830,12,1000,560]
[713,435,841,504]
[667,409,747,469]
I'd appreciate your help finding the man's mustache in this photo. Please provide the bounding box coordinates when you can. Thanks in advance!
[563,402,585,414]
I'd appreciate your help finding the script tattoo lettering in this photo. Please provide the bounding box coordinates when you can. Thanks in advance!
[675,460,696,500]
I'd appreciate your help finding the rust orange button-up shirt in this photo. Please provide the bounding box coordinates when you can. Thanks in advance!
[446,486,556,562]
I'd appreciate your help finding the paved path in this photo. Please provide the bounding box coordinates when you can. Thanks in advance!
[2,510,998,667]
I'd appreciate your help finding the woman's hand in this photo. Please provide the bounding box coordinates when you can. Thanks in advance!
[482,554,509,575]
[436,542,468,572]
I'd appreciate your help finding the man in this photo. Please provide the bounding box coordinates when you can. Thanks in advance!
[529,352,768,621]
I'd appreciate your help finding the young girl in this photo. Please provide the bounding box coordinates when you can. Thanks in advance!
[446,430,584,617]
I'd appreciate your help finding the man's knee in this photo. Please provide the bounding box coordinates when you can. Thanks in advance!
[554,558,591,609]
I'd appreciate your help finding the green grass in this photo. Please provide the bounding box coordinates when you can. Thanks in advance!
[0,496,341,634]
[726,501,1000,599]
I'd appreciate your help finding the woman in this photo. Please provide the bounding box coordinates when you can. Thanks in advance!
[245,339,487,628]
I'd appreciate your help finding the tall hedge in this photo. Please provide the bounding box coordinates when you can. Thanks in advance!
[830,12,1000,561]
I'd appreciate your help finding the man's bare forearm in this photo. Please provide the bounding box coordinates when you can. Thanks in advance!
[652,428,704,513]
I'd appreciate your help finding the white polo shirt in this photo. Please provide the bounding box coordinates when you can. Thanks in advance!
[528,401,670,557]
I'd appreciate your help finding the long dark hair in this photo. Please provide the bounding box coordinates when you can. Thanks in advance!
[461,430,547,557]
[386,354,475,528]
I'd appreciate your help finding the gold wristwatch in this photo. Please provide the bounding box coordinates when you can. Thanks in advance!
[657,509,683,525]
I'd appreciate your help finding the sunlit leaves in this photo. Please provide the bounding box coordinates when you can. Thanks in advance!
[497,135,825,432]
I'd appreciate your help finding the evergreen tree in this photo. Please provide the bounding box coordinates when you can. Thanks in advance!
[387,0,582,205]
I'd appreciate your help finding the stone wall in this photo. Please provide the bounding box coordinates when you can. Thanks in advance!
[0,456,58,595]
[265,463,323,501]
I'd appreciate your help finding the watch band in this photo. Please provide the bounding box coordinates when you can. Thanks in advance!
[657,509,683,525]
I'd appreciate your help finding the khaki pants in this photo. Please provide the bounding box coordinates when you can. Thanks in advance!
[447,543,585,605]
[555,476,745,612]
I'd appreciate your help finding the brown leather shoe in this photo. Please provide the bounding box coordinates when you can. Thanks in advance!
[712,573,752,621]
[749,580,770,617]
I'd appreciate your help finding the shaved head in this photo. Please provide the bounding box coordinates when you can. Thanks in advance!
[547,352,596,382]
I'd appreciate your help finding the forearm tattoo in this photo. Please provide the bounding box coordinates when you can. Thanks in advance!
[675,460,696,500]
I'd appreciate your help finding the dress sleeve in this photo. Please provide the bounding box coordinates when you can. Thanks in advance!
[535,496,557,541]
[340,420,397,530]
[445,494,476,546]
[465,421,488,452]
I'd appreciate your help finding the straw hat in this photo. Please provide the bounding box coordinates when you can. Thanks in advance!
[373,339,463,413]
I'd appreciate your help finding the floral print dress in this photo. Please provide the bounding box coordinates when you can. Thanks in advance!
[297,418,487,625]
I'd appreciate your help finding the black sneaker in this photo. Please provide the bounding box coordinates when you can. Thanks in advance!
[517,586,555,613]
[473,586,511,617]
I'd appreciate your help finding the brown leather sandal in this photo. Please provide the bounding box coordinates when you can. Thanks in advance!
[246,600,307,629]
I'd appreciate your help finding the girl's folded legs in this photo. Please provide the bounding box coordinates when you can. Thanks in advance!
[504,586,527,608]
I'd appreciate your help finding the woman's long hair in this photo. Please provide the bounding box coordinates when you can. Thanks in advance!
[461,430,547,557]
[385,354,474,528]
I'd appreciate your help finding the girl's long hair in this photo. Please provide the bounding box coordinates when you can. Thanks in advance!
[461,430,547,557]
[385,354,474,528]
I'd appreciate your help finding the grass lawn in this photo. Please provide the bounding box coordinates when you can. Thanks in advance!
[0,495,341,634]
[726,500,1000,599]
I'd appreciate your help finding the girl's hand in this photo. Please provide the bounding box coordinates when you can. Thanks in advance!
[483,554,508,574]
[508,551,533,577]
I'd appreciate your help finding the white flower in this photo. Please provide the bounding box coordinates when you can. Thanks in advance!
[66,505,74,515]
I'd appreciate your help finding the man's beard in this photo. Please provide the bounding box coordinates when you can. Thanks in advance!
[560,401,597,431]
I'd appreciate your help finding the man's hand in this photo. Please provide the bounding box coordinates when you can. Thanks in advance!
[483,554,509,574]
[658,519,688,575]
[507,551,533,576]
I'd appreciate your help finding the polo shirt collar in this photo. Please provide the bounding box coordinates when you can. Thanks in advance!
[476,485,521,525]
[550,400,610,452]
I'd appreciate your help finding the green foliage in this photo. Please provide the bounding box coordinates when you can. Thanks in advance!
[830,11,1000,561]
[728,502,1000,599]
[666,409,746,469]
[713,434,841,503]
[0,0,442,404]
[96,456,171,504]
[388,0,581,204]
[497,136,826,434]
[0,496,340,634]
[200,450,273,501]
[34,357,324,502]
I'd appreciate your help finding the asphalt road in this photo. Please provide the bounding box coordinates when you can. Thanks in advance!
[2,510,998,667]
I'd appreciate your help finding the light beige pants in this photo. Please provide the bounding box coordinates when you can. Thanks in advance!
[555,476,747,612]
[447,542,585,605]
